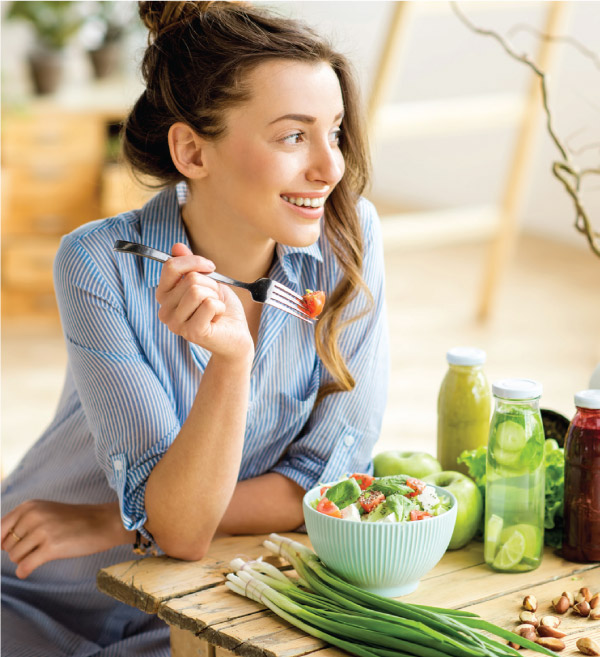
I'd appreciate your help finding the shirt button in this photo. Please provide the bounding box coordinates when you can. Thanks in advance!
[343,435,355,447]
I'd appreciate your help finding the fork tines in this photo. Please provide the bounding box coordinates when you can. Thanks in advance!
[270,282,313,323]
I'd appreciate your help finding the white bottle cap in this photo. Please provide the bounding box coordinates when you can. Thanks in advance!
[446,347,486,366]
[492,378,543,400]
[574,389,600,409]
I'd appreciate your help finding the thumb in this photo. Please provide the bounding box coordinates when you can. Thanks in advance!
[171,242,193,257]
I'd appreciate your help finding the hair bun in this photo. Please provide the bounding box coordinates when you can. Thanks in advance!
[138,1,220,43]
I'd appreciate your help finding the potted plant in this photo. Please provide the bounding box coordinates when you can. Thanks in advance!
[6,1,85,95]
[85,1,135,79]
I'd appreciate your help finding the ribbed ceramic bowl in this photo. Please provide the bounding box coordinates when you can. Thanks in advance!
[303,483,457,597]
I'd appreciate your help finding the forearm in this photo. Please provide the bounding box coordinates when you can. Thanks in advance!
[218,472,305,535]
[145,352,252,559]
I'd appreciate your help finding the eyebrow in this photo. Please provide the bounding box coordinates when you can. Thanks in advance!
[269,110,345,125]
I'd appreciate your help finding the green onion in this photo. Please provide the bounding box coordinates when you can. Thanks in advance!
[224,534,560,657]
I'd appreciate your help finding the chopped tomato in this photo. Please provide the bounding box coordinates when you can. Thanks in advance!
[358,490,385,513]
[319,485,331,496]
[406,477,426,498]
[302,289,326,319]
[316,498,342,518]
[350,473,375,491]
[409,510,432,522]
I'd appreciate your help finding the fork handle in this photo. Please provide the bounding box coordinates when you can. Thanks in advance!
[113,240,247,289]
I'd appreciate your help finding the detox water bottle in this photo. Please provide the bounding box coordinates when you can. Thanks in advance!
[484,379,545,572]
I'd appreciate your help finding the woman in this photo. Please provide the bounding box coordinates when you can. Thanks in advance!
[1,2,388,655]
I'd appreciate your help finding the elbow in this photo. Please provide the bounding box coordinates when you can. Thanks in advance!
[158,536,212,562]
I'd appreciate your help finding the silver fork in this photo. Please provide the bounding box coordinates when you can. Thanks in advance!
[113,240,313,324]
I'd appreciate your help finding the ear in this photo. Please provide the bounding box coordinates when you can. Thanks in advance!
[168,122,208,180]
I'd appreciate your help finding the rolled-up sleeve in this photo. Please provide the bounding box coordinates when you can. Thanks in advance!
[54,235,180,535]
[272,199,390,490]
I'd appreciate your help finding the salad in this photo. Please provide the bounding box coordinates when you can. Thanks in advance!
[310,473,452,523]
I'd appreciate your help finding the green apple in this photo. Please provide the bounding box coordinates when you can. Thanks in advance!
[373,450,442,479]
[424,470,483,550]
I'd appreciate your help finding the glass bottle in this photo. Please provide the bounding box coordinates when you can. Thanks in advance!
[437,347,491,474]
[562,389,600,563]
[484,379,545,572]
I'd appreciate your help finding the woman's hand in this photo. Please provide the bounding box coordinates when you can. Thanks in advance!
[1,500,132,579]
[156,243,253,361]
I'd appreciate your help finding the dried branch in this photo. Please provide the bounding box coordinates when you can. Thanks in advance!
[451,2,600,257]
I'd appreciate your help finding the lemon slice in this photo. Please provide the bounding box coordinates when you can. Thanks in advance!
[484,514,503,562]
[500,524,540,560]
[495,420,527,452]
[492,530,525,570]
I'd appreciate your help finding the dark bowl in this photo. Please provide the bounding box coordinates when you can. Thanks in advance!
[541,408,570,447]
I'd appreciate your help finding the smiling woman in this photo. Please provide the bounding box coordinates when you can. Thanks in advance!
[0,2,389,656]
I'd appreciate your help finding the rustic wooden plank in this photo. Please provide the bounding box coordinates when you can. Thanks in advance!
[201,613,326,657]
[96,533,307,613]
[461,566,600,656]
[171,626,215,657]
[400,545,599,609]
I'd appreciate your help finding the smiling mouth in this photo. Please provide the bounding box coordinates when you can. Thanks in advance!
[281,195,326,208]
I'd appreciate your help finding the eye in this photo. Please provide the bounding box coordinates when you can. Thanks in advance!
[330,127,343,145]
[281,132,304,145]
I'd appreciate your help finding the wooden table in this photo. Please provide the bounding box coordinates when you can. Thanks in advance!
[97,534,600,657]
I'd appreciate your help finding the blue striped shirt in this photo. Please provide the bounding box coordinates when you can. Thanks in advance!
[1,183,388,654]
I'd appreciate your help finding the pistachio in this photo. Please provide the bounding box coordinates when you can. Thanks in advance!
[577,588,592,603]
[537,625,567,639]
[589,606,600,620]
[535,637,565,651]
[519,611,539,627]
[522,595,538,612]
[552,595,570,614]
[576,637,600,656]
[562,590,575,606]
[540,615,561,628]
[590,593,600,609]
[514,624,537,641]
[574,601,591,617]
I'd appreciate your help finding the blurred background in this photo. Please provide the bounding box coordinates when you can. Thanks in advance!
[2,1,599,477]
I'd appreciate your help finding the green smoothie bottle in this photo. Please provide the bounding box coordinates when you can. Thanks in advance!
[437,347,491,474]
[484,379,545,572]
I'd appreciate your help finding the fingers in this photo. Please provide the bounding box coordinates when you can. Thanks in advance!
[156,243,216,299]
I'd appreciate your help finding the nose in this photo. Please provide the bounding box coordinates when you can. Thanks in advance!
[306,138,344,187]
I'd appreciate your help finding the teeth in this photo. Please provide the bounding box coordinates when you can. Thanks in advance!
[282,195,325,208]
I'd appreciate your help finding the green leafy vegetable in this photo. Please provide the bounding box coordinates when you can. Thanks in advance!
[367,475,412,497]
[325,478,362,510]
[458,442,565,548]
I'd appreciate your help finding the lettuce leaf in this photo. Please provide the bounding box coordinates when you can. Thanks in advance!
[457,442,564,548]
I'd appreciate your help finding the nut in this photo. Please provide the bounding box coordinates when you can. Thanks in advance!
[508,641,522,650]
[576,637,600,656]
[553,595,570,614]
[540,615,561,628]
[574,601,591,617]
[523,595,538,612]
[577,588,592,603]
[537,625,567,639]
[590,593,600,609]
[589,606,600,620]
[562,590,575,606]
[536,637,565,651]
[515,624,537,641]
[519,611,539,627]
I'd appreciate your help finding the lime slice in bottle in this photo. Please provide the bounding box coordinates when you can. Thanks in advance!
[484,514,503,562]
[500,524,540,560]
[495,420,527,452]
[492,530,526,570]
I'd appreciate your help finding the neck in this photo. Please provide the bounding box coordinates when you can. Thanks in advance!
[181,192,276,282]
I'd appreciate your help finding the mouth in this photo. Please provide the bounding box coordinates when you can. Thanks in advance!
[281,194,326,209]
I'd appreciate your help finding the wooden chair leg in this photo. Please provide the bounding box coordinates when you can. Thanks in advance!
[477,1,571,320]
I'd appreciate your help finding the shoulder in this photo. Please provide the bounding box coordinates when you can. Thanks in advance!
[356,196,382,249]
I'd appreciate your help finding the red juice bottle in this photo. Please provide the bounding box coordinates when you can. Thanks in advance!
[562,389,600,562]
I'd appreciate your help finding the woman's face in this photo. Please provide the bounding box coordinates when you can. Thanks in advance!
[199,59,346,248]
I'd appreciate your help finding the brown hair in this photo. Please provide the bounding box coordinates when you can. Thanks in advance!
[123,1,373,402]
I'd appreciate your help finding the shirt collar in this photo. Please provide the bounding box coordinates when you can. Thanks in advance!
[140,183,190,287]
[139,182,324,287]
